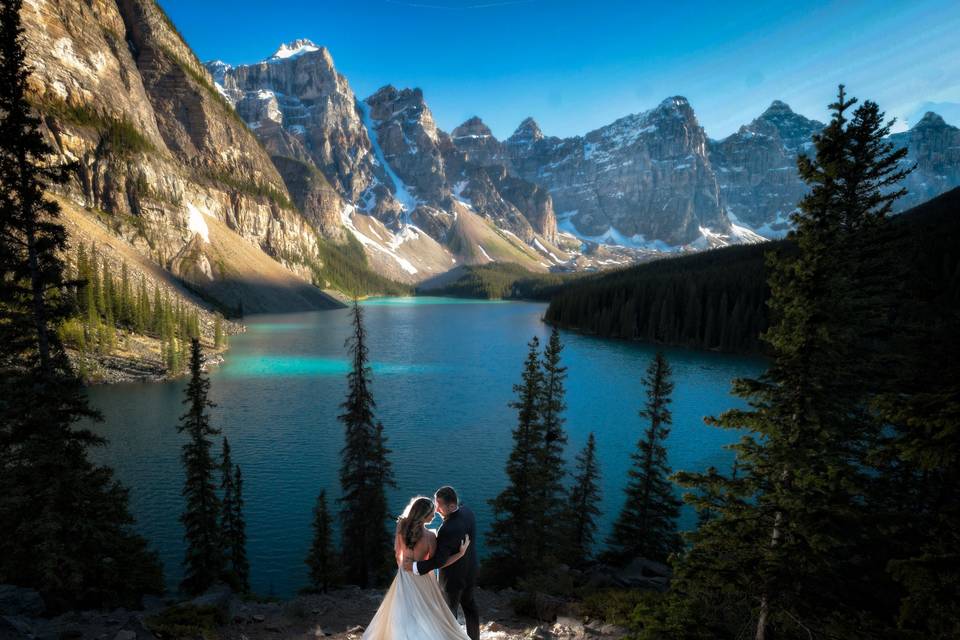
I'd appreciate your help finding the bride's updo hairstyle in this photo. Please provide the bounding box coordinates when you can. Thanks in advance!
[397,496,435,550]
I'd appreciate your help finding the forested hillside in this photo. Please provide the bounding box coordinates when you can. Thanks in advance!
[422,262,582,300]
[545,187,960,354]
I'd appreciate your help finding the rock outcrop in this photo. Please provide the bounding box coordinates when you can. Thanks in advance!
[708,100,824,234]
[22,0,340,311]
[208,44,566,276]
[507,97,730,247]
[890,112,960,210]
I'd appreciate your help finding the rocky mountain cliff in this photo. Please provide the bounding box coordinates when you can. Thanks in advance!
[22,0,339,311]
[890,112,960,210]
[507,97,741,248]
[207,43,570,281]
[25,0,960,298]
[503,94,960,247]
[708,100,823,235]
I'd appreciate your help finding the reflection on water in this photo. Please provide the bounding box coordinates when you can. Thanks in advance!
[221,355,440,378]
[84,298,766,596]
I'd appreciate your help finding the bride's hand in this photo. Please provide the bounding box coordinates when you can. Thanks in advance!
[459,534,471,554]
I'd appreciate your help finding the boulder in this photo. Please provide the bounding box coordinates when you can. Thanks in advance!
[0,616,32,640]
[531,592,566,623]
[0,586,45,617]
[188,584,235,619]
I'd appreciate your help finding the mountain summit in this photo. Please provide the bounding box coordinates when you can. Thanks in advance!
[269,39,321,61]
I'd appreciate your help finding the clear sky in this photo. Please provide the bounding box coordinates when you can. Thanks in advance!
[159,0,960,140]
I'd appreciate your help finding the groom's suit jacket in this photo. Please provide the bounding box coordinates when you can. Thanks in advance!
[416,505,478,592]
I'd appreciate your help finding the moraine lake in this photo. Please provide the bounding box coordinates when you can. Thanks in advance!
[84,297,765,597]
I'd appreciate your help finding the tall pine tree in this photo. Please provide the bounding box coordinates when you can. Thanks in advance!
[607,351,681,564]
[535,327,569,562]
[670,86,913,640]
[566,432,602,565]
[485,336,545,584]
[0,0,162,610]
[338,300,395,587]
[306,489,338,593]
[219,437,249,593]
[178,338,223,596]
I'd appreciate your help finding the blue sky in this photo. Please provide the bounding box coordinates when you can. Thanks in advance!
[160,0,960,140]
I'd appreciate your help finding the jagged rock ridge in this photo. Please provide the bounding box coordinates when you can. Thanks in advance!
[22,0,340,311]
[206,43,570,280]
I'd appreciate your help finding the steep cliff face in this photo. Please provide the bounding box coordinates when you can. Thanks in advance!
[890,112,960,210]
[209,43,565,276]
[507,97,730,247]
[21,0,338,311]
[708,101,823,234]
[211,42,382,208]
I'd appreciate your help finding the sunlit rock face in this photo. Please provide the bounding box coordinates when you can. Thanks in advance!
[20,0,335,310]
[708,100,824,235]
[506,97,730,247]
[210,47,560,258]
[890,112,960,210]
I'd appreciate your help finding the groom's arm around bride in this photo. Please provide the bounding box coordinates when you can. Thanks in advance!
[403,486,481,640]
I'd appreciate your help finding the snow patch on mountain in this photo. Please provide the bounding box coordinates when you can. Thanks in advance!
[557,210,678,252]
[269,39,320,61]
[357,99,420,220]
[186,203,210,243]
[339,204,418,275]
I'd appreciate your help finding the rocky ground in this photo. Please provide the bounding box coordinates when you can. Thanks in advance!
[0,584,627,640]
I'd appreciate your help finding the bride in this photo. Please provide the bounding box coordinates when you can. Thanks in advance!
[362,496,471,640]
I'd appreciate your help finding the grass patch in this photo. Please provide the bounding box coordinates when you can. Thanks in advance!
[144,604,225,640]
[424,262,582,300]
[580,588,650,626]
[311,234,412,297]
[101,118,156,155]
[196,167,294,211]
[34,96,156,156]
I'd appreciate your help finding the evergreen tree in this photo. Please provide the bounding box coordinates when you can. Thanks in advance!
[485,336,545,584]
[0,0,162,609]
[136,274,148,333]
[89,243,104,315]
[119,261,131,326]
[670,86,913,639]
[607,351,681,563]
[306,489,338,592]
[230,465,249,592]
[535,327,569,561]
[337,300,395,587]
[219,438,249,593]
[566,432,602,565]
[178,338,223,595]
[76,241,90,316]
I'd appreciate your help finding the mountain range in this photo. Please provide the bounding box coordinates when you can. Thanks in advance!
[20,0,960,309]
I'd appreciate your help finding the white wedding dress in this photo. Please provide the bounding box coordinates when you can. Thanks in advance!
[362,532,469,640]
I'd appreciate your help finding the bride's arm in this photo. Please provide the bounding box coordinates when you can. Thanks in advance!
[394,525,407,566]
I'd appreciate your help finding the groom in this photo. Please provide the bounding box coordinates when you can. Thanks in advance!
[403,485,480,640]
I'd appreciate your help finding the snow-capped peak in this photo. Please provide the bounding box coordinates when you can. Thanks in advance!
[268,39,320,61]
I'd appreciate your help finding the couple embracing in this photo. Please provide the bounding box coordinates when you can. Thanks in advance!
[362,486,481,640]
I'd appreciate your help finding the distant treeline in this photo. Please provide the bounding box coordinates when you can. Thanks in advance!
[423,262,584,300]
[544,187,960,355]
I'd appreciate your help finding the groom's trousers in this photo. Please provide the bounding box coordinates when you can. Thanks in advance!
[443,585,480,640]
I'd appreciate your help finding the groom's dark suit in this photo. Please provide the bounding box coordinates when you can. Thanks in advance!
[414,505,480,640]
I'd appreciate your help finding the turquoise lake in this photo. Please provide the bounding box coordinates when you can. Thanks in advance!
[84,297,766,597]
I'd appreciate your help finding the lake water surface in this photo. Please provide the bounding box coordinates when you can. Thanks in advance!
[85,297,765,596]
